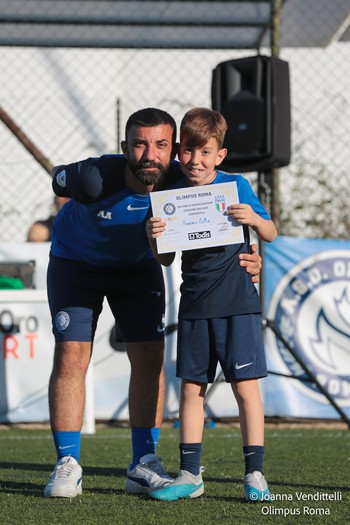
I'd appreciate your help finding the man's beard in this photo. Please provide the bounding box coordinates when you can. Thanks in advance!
[129,160,170,185]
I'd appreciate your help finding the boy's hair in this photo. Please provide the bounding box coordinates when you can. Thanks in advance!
[180,107,228,149]
[125,107,177,146]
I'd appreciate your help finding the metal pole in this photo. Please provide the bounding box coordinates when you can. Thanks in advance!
[257,171,271,318]
[270,0,282,229]
[271,0,282,56]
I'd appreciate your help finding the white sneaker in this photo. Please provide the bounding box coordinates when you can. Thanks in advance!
[125,454,173,494]
[44,456,83,498]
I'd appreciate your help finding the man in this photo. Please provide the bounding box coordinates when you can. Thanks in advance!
[44,108,262,498]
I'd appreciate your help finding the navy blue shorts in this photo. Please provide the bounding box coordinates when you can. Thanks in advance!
[47,255,165,343]
[176,314,267,383]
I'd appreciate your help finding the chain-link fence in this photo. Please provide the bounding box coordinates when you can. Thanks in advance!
[1,1,349,241]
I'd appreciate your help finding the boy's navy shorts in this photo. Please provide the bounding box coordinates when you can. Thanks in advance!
[176,314,267,383]
[47,255,165,343]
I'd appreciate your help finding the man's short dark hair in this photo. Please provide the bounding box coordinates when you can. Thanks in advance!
[125,108,177,146]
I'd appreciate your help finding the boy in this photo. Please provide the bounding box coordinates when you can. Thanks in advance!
[146,107,277,502]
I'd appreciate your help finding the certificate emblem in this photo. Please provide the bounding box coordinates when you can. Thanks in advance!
[215,195,226,212]
[163,202,176,215]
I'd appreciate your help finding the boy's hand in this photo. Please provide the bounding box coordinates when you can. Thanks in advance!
[146,217,175,267]
[227,204,260,227]
[146,216,167,240]
[239,244,261,284]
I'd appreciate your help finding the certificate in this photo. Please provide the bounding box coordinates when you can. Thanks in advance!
[150,182,244,253]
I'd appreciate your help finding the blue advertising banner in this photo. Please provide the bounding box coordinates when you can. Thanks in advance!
[264,236,350,419]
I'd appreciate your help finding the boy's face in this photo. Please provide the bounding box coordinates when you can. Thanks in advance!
[179,136,227,186]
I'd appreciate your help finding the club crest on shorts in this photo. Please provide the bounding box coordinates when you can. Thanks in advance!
[55,311,70,331]
[267,250,350,405]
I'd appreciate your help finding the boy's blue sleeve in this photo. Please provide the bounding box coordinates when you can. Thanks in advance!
[236,176,271,220]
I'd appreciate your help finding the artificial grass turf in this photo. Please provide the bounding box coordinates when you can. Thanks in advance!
[0,425,348,524]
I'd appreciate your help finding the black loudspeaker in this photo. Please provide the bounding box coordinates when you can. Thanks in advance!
[212,55,291,173]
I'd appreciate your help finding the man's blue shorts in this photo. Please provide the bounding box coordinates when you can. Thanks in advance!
[176,314,267,383]
[47,255,165,343]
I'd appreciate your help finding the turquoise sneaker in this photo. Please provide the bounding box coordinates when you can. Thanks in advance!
[150,468,204,501]
[244,471,271,502]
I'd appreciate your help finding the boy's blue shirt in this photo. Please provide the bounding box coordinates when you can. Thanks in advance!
[173,170,270,319]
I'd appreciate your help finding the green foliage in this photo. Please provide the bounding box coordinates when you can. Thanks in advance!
[0,426,349,524]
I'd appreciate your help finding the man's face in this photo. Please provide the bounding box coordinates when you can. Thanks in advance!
[122,124,174,185]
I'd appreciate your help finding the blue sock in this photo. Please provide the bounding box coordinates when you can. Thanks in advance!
[131,428,160,469]
[53,431,81,462]
[243,445,265,475]
[179,443,202,475]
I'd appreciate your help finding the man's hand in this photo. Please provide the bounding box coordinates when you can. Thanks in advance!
[239,243,262,284]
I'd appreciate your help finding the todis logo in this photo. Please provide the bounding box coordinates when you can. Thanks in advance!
[267,250,350,405]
